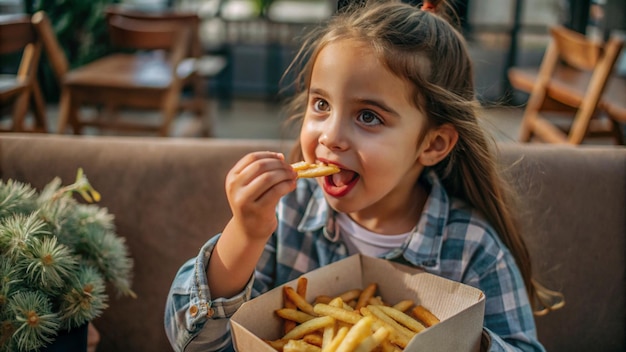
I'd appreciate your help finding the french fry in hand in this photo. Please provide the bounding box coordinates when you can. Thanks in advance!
[291,161,340,178]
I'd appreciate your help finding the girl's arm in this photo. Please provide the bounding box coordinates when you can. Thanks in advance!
[471,253,544,352]
[208,151,297,298]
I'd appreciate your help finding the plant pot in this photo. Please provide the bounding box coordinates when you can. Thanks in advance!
[42,323,88,352]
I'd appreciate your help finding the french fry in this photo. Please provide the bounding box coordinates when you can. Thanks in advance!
[271,278,442,352]
[329,297,354,311]
[377,305,426,333]
[354,326,390,352]
[276,308,316,324]
[321,323,335,349]
[284,339,322,352]
[313,303,362,325]
[283,316,335,340]
[315,295,333,305]
[379,339,401,352]
[303,333,323,347]
[355,283,377,310]
[285,286,317,316]
[361,307,410,348]
[411,305,440,327]
[335,316,375,352]
[284,285,298,334]
[265,338,289,351]
[392,300,414,313]
[364,305,415,341]
[292,162,340,178]
[338,289,362,303]
[297,277,308,298]
[321,326,349,352]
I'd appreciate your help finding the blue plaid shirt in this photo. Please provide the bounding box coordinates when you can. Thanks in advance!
[165,171,544,352]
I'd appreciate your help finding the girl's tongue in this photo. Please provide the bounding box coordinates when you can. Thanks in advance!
[324,169,359,197]
[330,169,358,187]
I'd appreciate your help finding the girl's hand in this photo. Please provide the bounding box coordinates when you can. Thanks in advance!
[225,151,297,241]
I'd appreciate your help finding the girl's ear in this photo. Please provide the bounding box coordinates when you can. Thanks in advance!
[418,124,459,166]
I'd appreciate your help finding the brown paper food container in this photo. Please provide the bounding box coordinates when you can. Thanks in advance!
[231,254,485,352]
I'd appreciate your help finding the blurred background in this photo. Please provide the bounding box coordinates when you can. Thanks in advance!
[1,0,625,140]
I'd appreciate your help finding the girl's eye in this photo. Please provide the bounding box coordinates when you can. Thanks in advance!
[357,111,382,126]
[313,99,330,112]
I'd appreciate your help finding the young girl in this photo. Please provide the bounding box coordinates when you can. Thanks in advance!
[165,1,562,351]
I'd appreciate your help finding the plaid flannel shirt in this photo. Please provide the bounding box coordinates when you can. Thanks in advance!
[165,171,544,352]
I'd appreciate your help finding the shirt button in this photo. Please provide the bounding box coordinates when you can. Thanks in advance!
[206,307,214,318]
[189,305,198,317]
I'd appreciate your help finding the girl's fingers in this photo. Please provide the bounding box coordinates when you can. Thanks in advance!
[230,151,285,178]
[226,152,297,206]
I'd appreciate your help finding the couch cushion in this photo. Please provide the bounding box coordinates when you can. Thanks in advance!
[1,134,624,352]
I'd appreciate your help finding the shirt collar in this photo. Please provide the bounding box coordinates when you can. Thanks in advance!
[296,170,449,268]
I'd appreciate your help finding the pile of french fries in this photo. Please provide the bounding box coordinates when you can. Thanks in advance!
[264,277,440,352]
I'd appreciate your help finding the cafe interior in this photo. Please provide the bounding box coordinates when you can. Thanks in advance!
[0,1,625,352]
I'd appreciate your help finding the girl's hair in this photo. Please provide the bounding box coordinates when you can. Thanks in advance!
[283,0,563,314]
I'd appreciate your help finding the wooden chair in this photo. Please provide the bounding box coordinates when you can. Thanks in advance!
[508,25,625,145]
[0,14,47,132]
[32,10,208,137]
[104,5,226,131]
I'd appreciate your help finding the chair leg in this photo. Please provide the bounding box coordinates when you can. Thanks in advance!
[160,92,180,137]
[31,81,47,132]
[57,89,71,134]
[611,120,625,145]
[11,89,31,132]
[58,89,82,134]
[518,110,537,142]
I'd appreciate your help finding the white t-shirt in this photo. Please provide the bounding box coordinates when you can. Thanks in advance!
[335,212,412,257]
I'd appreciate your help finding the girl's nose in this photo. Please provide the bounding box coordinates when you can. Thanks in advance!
[318,113,349,151]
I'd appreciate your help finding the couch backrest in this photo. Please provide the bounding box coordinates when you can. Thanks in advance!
[0,134,624,352]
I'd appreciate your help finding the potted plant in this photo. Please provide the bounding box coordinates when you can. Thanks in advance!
[0,169,135,352]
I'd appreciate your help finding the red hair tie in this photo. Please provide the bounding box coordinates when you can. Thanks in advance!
[421,1,436,12]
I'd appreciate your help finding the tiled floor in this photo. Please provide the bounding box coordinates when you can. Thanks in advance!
[28,98,525,143]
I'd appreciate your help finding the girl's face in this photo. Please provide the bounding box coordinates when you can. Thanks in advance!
[300,38,431,234]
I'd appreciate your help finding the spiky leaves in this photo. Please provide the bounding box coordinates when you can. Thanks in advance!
[21,237,78,296]
[5,292,60,352]
[0,180,37,219]
[0,170,134,351]
[0,213,49,261]
[59,266,108,330]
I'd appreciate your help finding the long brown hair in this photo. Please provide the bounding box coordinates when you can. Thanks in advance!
[283,0,563,313]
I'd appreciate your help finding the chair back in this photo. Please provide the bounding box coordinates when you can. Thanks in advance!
[104,5,201,58]
[0,14,36,56]
[0,14,46,132]
[510,25,625,144]
[31,11,70,82]
[107,15,189,52]
[551,26,603,70]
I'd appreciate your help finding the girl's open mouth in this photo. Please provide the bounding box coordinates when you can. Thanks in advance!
[322,169,359,197]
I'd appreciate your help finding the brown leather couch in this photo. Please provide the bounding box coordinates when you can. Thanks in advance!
[1,134,624,352]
